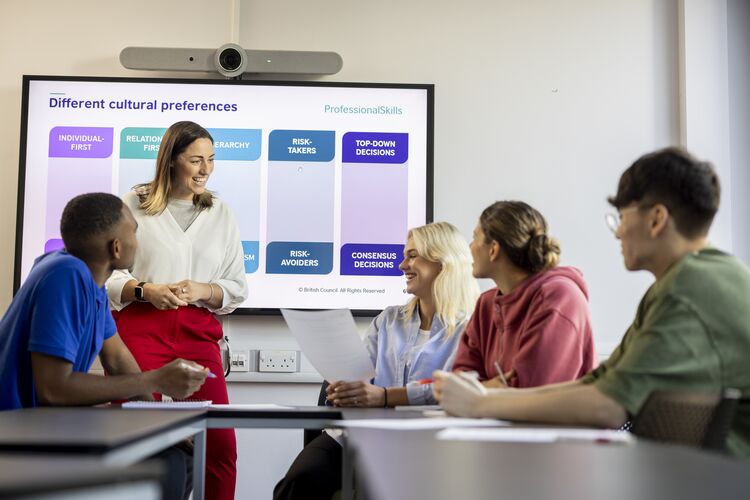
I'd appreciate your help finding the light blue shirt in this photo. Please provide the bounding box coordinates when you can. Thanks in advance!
[365,305,467,405]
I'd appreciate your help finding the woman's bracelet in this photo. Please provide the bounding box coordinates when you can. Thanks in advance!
[207,283,215,303]
[383,387,388,408]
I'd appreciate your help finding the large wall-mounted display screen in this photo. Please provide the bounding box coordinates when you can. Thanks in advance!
[16,76,433,314]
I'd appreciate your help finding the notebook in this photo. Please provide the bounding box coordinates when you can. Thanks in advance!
[122,399,212,409]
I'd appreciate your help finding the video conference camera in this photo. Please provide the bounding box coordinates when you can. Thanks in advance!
[120,44,343,78]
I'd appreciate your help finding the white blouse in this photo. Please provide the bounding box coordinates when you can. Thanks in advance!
[107,190,248,315]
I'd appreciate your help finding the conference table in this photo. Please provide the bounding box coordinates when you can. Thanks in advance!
[2,406,749,500]
[205,405,413,499]
[0,407,207,497]
[0,405,401,500]
[0,454,165,499]
[344,426,750,500]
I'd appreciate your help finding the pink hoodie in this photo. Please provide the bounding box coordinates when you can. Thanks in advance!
[452,266,596,388]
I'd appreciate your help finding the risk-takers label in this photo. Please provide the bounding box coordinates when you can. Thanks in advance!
[268,130,335,162]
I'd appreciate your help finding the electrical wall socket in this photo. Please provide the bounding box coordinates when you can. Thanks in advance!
[230,351,250,372]
[258,350,299,373]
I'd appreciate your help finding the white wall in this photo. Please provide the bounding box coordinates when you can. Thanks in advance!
[679,0,733,248]
[727,0,750,265]
[3,1,746,499]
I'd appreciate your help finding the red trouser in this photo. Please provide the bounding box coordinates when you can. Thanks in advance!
[113,302,236,500]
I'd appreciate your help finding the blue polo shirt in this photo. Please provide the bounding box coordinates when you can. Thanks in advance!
[0,250,116,410]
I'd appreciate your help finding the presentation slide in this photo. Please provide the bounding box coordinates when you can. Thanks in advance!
[17,76,433,313]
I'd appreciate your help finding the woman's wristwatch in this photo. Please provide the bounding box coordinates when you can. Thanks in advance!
[134,282,148,302]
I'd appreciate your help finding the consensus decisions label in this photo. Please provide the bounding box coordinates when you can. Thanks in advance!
[340,243,404,276]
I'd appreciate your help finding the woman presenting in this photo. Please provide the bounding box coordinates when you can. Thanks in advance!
[107,121,248,500]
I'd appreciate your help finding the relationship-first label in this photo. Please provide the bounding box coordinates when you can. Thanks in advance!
[49,126,113,158]
[340,243,405,276]
[266,242,333,275]
[342,132,408,164]
[268,130,335,162]
[119,128,262,160]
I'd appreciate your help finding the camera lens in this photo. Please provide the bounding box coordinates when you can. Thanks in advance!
[219,48,243,71]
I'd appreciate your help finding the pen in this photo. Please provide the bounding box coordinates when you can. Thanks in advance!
[494,361,509,386]
[456,370,488,395]
[417,378,434,385]
[181,361,217,378]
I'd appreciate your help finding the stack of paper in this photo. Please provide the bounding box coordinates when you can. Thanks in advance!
[336,417,510,430]
[436,427,634,444]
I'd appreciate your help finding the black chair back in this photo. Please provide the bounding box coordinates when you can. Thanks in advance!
[631,388,741,452]
[303,381,330,447]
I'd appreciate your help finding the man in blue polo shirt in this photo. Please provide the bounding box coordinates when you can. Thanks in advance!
[0,192,208,409]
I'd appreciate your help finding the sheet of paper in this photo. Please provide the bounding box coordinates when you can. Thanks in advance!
[281,309,375,382]
[209,404,293,410]
[336,417,510,430]
[436,427,634,444]
[122,400,212,409]
[394,405,441,411]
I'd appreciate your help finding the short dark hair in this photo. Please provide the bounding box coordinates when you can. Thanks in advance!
[60,193,124,259]
[608,147,720,238]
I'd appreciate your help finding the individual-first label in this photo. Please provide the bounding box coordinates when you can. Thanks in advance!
[49,126,113,158]
[266,242,333,275]
[268,130,335,162]
[340,244,404,276]
[342,132,408,164]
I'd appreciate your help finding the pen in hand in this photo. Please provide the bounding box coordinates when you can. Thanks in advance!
[494,361,509,386]
[456,371,488,395]
[181,361,217,378]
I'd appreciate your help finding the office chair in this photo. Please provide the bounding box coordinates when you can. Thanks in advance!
[631,388,741,452]
[303,381,331,446]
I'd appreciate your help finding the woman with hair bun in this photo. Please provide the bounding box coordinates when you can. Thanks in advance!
[451,200,596,388]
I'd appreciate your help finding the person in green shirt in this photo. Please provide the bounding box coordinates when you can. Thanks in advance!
[434,147,750,457]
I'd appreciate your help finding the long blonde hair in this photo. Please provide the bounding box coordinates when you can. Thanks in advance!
[135,121,214,215]
[403,222,480,337]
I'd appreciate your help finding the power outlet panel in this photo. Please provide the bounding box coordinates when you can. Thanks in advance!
[258,350,298,373]
[230,351,250,372]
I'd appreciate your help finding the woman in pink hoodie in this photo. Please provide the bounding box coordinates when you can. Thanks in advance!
[452,200,596,388]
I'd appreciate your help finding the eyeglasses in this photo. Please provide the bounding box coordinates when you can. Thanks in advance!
[605,203,661,235]
[604,213,620,235]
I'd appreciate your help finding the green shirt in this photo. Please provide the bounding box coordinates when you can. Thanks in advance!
[582,248,750,458]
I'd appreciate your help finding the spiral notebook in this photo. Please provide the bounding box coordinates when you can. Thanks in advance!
[122,399,212,409]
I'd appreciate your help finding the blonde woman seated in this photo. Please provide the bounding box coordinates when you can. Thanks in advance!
[274,221,480,500]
